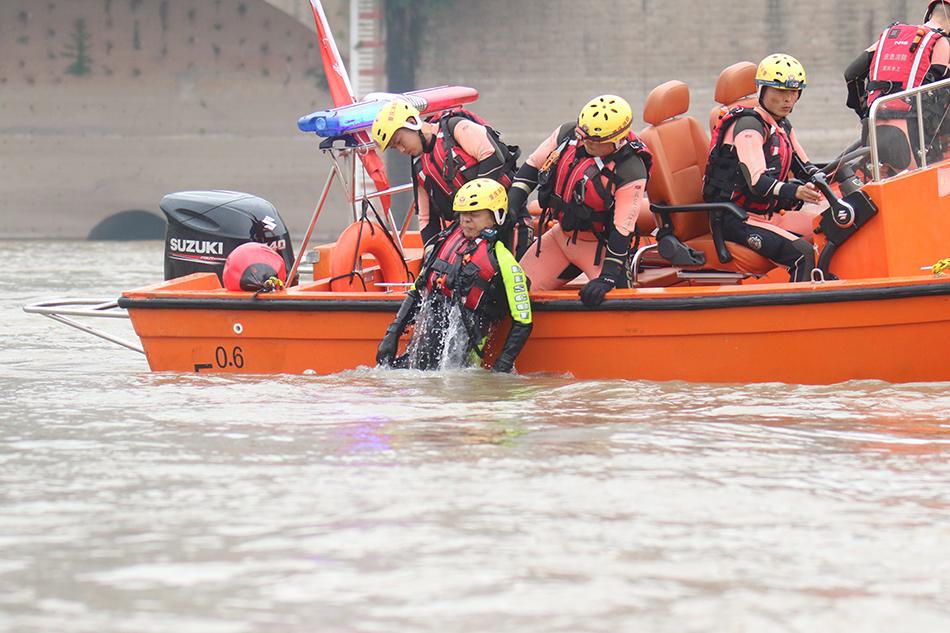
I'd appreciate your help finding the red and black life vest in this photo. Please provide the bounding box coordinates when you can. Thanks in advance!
[536,129,653,235]
[867,22,947,114]
[413,109,517,221]
[702,107,794,215]
[424,224,498,312]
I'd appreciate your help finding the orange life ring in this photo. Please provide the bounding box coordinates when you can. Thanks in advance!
[329,221,409,291]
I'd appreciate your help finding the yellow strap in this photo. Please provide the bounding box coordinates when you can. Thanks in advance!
[932,258,950,276]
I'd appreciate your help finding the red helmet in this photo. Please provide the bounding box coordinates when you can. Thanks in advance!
[926,0,950,21]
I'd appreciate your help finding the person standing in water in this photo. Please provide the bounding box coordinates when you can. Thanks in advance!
[376,178,533,373]
[703,54,824,282]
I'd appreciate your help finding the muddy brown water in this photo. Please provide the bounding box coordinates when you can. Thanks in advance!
[3,241,949,632]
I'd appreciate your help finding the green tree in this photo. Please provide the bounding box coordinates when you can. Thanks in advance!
[63,18,93,76]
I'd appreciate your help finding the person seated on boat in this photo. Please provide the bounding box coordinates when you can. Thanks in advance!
[844,1,950,170]
[375,178,533,373]
[371,99,529,253]
[703,54,824,283]
[508,95,652,306]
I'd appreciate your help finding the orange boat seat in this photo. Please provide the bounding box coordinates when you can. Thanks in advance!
[637,80,773,279]
[709,62,758,133]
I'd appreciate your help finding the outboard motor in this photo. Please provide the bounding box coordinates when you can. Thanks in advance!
[161,191,294,282]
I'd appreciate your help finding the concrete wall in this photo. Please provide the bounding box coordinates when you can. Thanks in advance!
[415,0,918,160]
[0,0,350,239]
[0,0,927,239]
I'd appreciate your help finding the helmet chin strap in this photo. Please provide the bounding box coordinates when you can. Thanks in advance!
[419,129,435,153]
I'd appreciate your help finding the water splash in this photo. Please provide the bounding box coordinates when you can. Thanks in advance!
[406,293,477,371]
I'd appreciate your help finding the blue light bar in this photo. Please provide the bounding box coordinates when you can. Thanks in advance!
[298,87,475,138]
[298,100,388,136]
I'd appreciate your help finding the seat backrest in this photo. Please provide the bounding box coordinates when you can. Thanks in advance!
[638,80,711,241]
[709,61,757,132]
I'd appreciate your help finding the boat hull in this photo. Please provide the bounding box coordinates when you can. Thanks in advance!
[120,275,950,384]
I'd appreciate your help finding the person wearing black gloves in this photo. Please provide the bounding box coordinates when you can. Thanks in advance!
[703,54,823,283]
[376,178,532,373]
[371,99,523,248]
[509,95,652,307]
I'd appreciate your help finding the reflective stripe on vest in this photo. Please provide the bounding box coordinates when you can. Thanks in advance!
[424,225,497,311]
[868,23,943,111]
[418,128,479,196]
[417,109,513,198]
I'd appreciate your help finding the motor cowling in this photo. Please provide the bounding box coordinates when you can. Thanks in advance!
[161,190,294,282]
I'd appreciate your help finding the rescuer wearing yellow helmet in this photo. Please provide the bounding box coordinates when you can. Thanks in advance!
[508,95,653,307]
[376,178,532,373]
[703,54,824,283]
[371,99,528,252]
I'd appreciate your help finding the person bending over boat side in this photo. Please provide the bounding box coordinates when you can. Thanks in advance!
[703,54,824,283]
[509,95,652,307]
[844,1,950,170]
[376,178,533,373]
[371,99,529,252]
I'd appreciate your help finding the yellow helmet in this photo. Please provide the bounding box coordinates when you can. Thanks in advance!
[576,95,633,144]
[755,54,807,90]
[453,178,508,225]
[371,99,422,151]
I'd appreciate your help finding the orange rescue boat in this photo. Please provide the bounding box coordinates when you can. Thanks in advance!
[26,69,950,384]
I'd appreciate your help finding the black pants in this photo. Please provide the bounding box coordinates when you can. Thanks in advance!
[721,214,813,282]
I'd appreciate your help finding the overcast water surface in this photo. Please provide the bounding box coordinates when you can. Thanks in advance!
[2,241,949,633]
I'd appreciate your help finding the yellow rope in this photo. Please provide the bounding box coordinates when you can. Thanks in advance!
[932,258,950,277]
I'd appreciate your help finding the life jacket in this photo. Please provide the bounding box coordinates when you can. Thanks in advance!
[702,106,794,215]
[424,224,499,312]
[867,22,947,115]
[413,109,519,221]
[536,128,653,236]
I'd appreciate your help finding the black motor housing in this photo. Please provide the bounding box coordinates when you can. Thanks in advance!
[161,190,294,281]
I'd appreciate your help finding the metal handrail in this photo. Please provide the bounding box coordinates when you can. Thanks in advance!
[867,75,950,181]
[289,143,415,279]
[360,183,413,201]
[23,299,144,354]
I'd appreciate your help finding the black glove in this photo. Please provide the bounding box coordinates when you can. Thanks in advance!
[579,276,616,307]
[420,220,441,246]
[579,256,623,307]
[376,290,419,367]
[514,219,534,260]
[507,181,530,218]
[376,328,401,367]
[492,321,532,373]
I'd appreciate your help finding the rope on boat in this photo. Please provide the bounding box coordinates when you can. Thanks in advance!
[932,258,950,276]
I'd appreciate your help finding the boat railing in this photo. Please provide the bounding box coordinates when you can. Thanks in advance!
[22,299,144,354]
[286,136,414,286]
[868,75,950,181]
